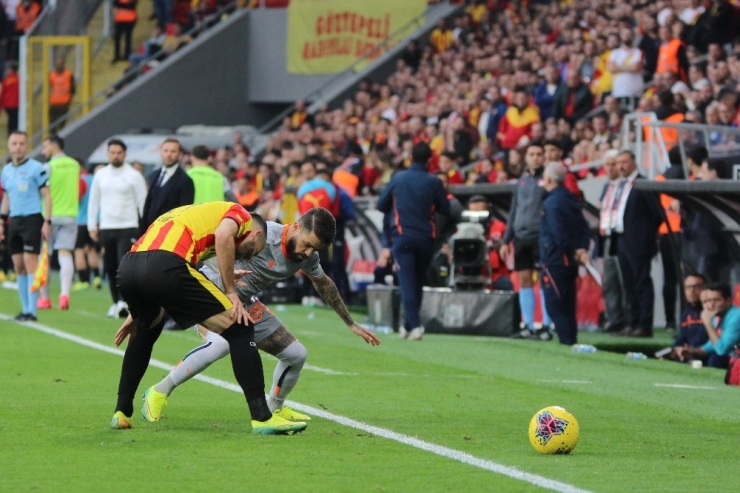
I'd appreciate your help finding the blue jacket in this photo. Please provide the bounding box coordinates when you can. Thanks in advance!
[701,305,740,357]
[674,304,708,348]
[533,82,561,121]
[539,186,590,267]
[377,162,450,243]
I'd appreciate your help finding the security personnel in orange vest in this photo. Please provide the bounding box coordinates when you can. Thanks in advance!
[656,25,689,83]
[49,57,75,129]
[15,0,41,34]
[113,0,138,63]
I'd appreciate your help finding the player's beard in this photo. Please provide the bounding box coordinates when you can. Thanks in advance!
[237,240,261,260]
[286,236,307,263]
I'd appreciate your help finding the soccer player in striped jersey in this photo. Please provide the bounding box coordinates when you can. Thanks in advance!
[141,208,380,425]
[110,201,306,434]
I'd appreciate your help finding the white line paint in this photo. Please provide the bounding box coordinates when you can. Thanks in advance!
[654,383,715,390]
[537,380,593,385]
[303,364,358,375]
[0,314,591,493]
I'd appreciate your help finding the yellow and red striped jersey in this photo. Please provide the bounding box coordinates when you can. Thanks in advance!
[131,202,252,264]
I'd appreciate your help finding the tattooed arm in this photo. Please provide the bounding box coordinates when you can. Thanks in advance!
[311,274,381,346]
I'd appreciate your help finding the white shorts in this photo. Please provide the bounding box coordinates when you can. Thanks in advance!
[199,265,282,343]
[51,216,78,251]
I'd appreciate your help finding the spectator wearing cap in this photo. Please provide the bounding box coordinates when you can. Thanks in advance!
[377,143,450,341]
[539,162,591,345]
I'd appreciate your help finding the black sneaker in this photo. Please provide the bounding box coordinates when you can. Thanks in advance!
[534,327,553,341]
[24,314,37,322]
[14,313,27,321]
[512,328,535,339]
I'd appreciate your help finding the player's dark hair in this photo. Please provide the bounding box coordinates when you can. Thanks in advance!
[108,138,126,151]
[191,145,210,160]
[702,282,732,300]
[687,145,708,165]
[46,134,64,150]
[299,207,336,246]
[411,142,433,165]
[9,130,27,139]
[250,212,267,237]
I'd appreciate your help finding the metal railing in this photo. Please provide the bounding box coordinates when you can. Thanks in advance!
[621,112,740,179]
[27,1,243,147]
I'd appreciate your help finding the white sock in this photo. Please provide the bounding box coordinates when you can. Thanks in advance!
[154,331,230,395]
[59,253,74,296]
[267,341,307,412]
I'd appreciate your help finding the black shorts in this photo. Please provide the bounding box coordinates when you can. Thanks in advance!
[117,251,233,330]
[513,237,539,271]
[74,225,95,249]
[8,214,44,255]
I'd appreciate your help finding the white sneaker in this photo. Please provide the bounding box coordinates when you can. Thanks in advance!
[409,327,424,341]
[107,303,118,318]
[116,300,129,318]
[399,327,408,339]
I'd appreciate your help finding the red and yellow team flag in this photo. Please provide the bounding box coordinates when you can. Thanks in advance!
[31,242,48,292]
[287,0,426,74]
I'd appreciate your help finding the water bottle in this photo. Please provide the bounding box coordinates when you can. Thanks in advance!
[571,344,597,353]
[626,352,648,360]
[376,325,392,334]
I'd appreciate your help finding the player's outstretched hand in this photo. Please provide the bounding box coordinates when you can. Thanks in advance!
[234,269,252,288]
[115,314,136,347]
[350,323,381,346]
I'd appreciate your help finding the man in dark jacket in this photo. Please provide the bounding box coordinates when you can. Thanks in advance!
[377,143,450,341]
[141,138,195,234]
[553,71,593,125]
[539,162,591,345]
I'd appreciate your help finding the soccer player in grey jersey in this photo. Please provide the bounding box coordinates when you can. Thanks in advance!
[140,208,380,424]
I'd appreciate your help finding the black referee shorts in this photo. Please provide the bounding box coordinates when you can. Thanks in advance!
[8,213,44,255]
[513,237,540,272]
[117,251,233,330]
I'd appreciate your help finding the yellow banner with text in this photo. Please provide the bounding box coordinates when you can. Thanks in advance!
[287,0,426,74]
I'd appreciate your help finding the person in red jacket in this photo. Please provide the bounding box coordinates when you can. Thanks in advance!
[497,87,540,150]
[0,61,20,135]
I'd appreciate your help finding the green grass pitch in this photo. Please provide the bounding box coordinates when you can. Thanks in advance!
[1,284,739,492]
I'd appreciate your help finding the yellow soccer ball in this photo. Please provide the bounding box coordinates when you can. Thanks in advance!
[528,406,580,454]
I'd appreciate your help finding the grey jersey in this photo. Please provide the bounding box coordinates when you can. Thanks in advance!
[203,221,324,301]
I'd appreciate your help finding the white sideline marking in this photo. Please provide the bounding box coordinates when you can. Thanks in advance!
[0,314,591,493]
[538,380,592,385]
[654,383,715,390]
[303,364,358,375]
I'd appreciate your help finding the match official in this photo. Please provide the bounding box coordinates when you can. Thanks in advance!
[377,142,450,341]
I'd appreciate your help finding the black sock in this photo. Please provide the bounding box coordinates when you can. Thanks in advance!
[78,268,90,283]
[220,322,271,421]
[114,317,165,416]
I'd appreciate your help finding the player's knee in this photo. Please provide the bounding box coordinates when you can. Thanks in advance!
[278,340,307,368]
[205,331,231,359]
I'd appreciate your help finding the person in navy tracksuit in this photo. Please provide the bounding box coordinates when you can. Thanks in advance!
[539,162,591,345]
[377,143,450,341]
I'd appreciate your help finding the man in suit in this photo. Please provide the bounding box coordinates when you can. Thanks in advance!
[141,138,195,234]
[613,150,663,338]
